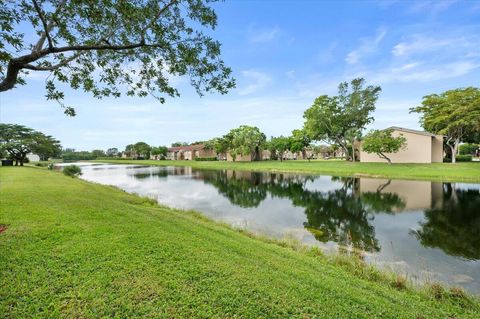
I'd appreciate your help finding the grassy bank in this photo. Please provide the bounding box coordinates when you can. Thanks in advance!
[1,167,479,318]
[95,159,480,182]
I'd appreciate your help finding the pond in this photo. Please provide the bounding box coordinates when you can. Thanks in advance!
[72,163,480,293]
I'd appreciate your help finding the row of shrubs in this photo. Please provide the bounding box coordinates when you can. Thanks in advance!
[443,155,473,162]
[95,157,135,160]
[194,157,217,161]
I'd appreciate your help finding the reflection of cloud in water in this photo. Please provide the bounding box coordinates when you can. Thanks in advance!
[76,163,480,293]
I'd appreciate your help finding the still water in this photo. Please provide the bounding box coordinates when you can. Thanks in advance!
[74,163,480,293]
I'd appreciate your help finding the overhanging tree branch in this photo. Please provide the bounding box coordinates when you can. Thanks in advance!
[32,0,54,50]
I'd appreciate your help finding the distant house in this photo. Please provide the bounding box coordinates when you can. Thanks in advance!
[26,153,40,162]
[358,126,443,164]
[166,144,216,160]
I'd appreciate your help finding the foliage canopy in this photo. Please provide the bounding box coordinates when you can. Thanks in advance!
[410,87,480,163]
[0,0,235,115]
[362,129,406,164]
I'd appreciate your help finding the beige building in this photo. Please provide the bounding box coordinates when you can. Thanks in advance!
[165,144,216,160]
[358,178,443,212]
[359,126,443,164]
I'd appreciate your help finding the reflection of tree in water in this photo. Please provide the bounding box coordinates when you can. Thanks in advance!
[200,170,409,252]
[284,178,381,252]
[360,180,406,213]
[200,170,267,208]
[412,183,480,260]
[133,170,169,180]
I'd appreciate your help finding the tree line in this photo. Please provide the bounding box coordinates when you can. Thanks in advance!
[0,124,61,165]
[205,78,479,164]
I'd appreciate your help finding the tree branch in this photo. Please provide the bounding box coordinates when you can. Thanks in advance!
[23,52,82,71]
[32,0,68,52]
[142,0,178,35]
[32,0,54,50]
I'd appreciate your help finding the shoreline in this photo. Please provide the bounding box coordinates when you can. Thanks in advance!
[93,159,480,183]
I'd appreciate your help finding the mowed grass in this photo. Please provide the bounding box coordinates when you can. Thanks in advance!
[95,159,480,182]
[1,167,479,318]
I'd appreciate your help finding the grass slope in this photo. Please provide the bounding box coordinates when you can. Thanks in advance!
[1,167,478,318]
[95,159,480,182]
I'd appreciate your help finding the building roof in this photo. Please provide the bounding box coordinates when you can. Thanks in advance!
[167,144,206,152]
[387,126,438,137]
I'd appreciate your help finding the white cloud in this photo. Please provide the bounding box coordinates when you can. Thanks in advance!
[285,70,296,80]
[237,70,273,95]
[407,0,459,15]
[249,26,282,43]
[391,35,470,57]
[368,60,479,83]
[346,28,387,64]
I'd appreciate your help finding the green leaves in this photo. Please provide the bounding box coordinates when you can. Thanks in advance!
[0,123,61,164]
[410,87,480,138]
[303,78,381,160]
[1,0,235,115]
[227,125,266,159]
[410,87,480,162]
[362,129,406,164]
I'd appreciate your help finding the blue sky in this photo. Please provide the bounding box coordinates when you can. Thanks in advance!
[1,0,479,151]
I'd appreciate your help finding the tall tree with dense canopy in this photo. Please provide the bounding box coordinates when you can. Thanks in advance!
[124,144,135,157]
[303,78,381,161]
[227,125,266,161]
[106,147,119,157]
[133,142,151,159]
[410,87,480,163]
[0,123,61,165]
[361,129,406,164]
[32,133,62,160]
[290,129,311,160]
[205,136,231,158]
[0,0,235,116]
[268,136,291,161]
[151,146,168,159]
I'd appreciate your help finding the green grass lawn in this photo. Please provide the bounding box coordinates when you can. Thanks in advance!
[1,167,479,318]
[95,159,480,182]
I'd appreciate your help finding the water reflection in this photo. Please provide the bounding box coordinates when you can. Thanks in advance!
[76,164,480,293]
[412,184,480,260]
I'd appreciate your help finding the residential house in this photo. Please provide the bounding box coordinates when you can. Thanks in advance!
[358,126,443,164]
[26,153,40,162]
[166,144,216,160]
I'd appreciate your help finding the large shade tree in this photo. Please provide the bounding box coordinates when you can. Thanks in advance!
[0,0,235,116]
[267,136,291,161]
[0,123,61,165]
[227,125,266,161]
[303,78,381,161]
[133,141,151,158]
[410,87,480,163]
[290,129,311,160]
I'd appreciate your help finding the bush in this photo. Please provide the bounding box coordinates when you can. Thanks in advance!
[63,165,82,178]
[459,143,479,155]
[456,155,472,162]
[194,157,217,161]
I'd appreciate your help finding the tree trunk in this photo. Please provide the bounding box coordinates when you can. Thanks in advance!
[351,144,356,162]
[378,152,391,164]
[452,139,459,163]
